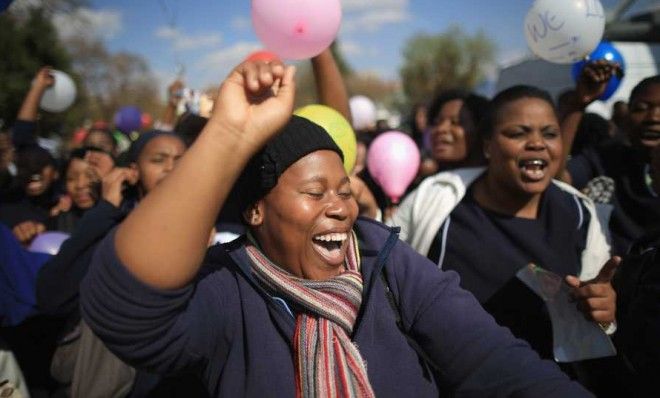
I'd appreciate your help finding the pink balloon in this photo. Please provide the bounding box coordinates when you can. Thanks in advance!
[367,131,421,204]
[251,0,342,60]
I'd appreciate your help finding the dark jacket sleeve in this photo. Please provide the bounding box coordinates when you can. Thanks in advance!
[36,200,125,316]
[386,240,592,397]
[11,120,38,150]
[79,230,235,374]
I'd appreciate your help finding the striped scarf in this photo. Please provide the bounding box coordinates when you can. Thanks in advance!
[246,231,375,398]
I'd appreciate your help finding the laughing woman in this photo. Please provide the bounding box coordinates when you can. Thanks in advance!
[79,63,590,397]
[391,86,616,386]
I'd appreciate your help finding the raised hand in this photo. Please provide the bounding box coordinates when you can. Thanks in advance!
[12,220,46,245]
[33,66,55,91]
[102,167,138,208]
[575,60,622,106]
[565,256,620,326]
[50,195,73,217]
[85,150,115,179]
[208,61,296,151]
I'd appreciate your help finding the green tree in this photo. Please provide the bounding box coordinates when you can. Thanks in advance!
[0,3,162,138]
[67,35,162,122]
[0,8,81,131]
[399,26,495,105]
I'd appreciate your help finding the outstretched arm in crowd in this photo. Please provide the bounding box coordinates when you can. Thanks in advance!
[557,60,620,183]
[37,169,135,315]
[312,45,351,122]
[13,67,54,149]
[114,61,296,290]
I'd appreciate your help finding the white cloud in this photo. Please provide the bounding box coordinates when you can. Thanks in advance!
[231,16,252,31]
[155,26,223,51]
[341,0,409,12]
[340,0,411,33]
[342,8,411,32]
[339,40,363,56]
[197,41,262,84]
[497,48,531,68]
[53,7,123,40]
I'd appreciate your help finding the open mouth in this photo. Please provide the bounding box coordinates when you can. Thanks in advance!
[27,181,44,193]
[312,232,348,265]
[518,159,548,182]
[640,130,660,145]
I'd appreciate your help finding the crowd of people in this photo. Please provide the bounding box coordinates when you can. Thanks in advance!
[0,43,659,398]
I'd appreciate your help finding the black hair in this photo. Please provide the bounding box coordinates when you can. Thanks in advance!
[84,128,117,151]
[127,130,186,163]
[629,75,660,104]
[174,112,209,147]
[426,89,490,166]
[426,90,489,131]
[60,146,108,176]
[480,85,556,139]
[15,146,57,180]
[572,113,611,155]
[12,146,59,202]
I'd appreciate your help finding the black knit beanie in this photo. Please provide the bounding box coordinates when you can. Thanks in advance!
[234,115,343,210]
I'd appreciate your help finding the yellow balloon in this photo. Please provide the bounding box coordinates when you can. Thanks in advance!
[294,105,357,174]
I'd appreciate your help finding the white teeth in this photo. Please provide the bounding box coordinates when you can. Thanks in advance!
[313,232,348,242]
[519,159,547,167]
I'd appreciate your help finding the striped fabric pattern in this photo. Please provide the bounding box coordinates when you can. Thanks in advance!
[246,231,375,398]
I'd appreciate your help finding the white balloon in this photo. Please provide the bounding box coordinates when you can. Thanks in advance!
[524,0,605,64]
[39,70,77,113]
[349,95,376,131]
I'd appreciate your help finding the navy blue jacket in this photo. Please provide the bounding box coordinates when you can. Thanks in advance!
[81,218,591,397]
[37,200,126,317]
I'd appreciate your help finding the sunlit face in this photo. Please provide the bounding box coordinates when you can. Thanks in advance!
[84,131,115,154]
[415,105,428,132]
[429,99,469,164]
[485,97,562,196]
[65,158,96,209]
[251,150,359,280]
[132,135,186,195]
[25,165,58,197]
[627,83,660,156]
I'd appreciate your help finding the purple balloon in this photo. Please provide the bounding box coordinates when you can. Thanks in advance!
[114,106,142,134]
[28,232,70,255]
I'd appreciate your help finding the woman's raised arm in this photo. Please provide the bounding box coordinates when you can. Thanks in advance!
[114,61,296,289]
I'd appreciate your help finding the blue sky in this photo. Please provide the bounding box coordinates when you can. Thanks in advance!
[53,0,655,93]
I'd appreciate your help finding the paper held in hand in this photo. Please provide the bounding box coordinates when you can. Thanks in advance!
[516,263,616,363]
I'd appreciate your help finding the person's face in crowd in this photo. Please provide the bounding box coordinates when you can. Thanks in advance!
[84,130,115,154]
[414,105,428,132]
[25,165,58,197]
[249,150,359,280]
[65,158,96,209]
[627,83,660,155]
[429,99,469,164]
[612,101,629,129]
[352,141,367,175]
[133,136,186,195]
[484,97,562,196]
